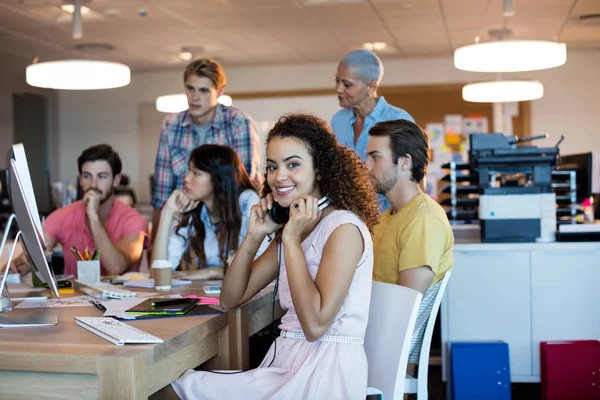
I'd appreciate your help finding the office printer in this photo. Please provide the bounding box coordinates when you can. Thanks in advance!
[469,133,561,243]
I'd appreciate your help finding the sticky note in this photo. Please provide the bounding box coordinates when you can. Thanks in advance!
[199,297,219,305]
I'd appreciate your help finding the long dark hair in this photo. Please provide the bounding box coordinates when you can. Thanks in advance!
[176,144,255,269]
[261,113,379,232]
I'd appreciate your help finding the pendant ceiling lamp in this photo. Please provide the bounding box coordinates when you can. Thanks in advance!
[454,40,567,73]
[462,80,544,103]
[156,94,233,113]
[26,60,130,90]
[25,0,131,90]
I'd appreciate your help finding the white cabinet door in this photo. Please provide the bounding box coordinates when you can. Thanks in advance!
[443,250,532,381]
[531,249,600,377]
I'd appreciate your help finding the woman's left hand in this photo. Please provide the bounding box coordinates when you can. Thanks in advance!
[282,195,323,243]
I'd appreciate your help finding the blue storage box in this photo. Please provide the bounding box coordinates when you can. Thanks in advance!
[450,342,511,400]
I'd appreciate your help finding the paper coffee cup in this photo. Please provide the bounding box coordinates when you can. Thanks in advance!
[152,260,173,290]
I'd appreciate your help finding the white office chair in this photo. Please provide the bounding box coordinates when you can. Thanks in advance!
[365,281,423,400]
[405,271,452,400]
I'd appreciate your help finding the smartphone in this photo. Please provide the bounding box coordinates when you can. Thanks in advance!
[203,285,222,294]
[268,196,331,224]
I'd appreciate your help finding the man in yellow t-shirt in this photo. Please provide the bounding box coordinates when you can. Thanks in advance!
[366,119,453,295]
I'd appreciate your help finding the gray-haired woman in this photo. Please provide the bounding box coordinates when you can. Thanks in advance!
[331,49,415,211]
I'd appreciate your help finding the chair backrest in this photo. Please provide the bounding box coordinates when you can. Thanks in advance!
[416,271,452,368]
[365,281,423,400]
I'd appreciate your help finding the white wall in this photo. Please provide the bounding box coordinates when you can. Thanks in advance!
[56,50,600,199]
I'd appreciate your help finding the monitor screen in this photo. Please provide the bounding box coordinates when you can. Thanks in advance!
[559,152,600,201]
[5,145,60,299]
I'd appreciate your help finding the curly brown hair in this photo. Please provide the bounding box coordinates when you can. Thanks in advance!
[261,113,379,232]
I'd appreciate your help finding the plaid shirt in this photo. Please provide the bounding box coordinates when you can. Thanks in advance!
[152,104,261,209]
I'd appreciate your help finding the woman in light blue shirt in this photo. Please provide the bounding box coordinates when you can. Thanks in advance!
[152,144,266,280]
[331,49,415,211]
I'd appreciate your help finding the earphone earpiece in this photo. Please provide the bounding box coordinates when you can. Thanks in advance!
[269,203,291,225]
[267,196,330,225]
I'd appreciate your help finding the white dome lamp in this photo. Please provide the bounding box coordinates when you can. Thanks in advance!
[462,80,544,103]
[156,94,233,113]
[454,21,566,73]
[26,59,130,90]
[25,0,131,90]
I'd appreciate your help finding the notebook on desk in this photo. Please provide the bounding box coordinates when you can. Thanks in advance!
[129,304,223,320]
[125,297,198,316]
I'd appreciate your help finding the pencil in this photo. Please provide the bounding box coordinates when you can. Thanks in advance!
[71,247,82,261]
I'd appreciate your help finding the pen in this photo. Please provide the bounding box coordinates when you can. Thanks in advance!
[151,298,191,307]
[89,300,107,312]
[92,250,100,260]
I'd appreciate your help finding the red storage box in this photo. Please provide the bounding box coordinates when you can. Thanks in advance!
[541,340,600,400]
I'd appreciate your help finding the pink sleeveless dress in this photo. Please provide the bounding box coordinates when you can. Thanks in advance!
[172,210,374,400]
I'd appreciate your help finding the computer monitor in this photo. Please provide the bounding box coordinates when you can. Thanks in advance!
[559,152,600,201]
[0,144,60,326]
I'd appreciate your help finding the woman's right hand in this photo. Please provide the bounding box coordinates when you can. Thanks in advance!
[164,190,199,215]
[248,193,282,237]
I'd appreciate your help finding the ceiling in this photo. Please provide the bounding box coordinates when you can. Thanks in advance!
[0,0,599,71]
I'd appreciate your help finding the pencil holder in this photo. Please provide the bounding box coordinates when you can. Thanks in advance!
[77,260,100,283]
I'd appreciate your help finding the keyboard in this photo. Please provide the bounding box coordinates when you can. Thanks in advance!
[75,317,164,346]
[74,281,137,300]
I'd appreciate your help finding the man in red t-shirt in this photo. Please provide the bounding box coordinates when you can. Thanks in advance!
[16,145,148,278]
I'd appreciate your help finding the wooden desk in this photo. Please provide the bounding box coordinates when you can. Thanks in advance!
[0,282,283,399]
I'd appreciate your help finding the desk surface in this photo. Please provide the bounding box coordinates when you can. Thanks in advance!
[0,281,282,400]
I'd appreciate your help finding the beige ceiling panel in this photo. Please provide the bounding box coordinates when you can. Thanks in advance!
[303,52,350,63]
[563,41,600,50]
[374,2,442,20]
[385,17,447,32]
[329,27,395,45]
[370,0,438,7]
[0,34,74,61]
[478,0,504,28]
[561,24,600,42]
[443,2,491,31]
[216,29,298,55]
[267,28,341,47]
[451,30,485,47]
[224,0,298,9]
[304,3,381,28]
[400,44,453,57]
[390,32,449,47]
[240,8,320,28]
[506,22,564,40]
[0,0,596,70]
[571,0,600,16]
[146,0,236,14]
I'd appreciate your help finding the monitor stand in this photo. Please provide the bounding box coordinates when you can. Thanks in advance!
[0,214,58,327]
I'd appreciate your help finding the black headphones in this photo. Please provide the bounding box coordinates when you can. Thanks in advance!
[268,196,331,224]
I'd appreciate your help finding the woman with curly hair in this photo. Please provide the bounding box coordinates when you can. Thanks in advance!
[163,113,380,400]
[151,144,266,280]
